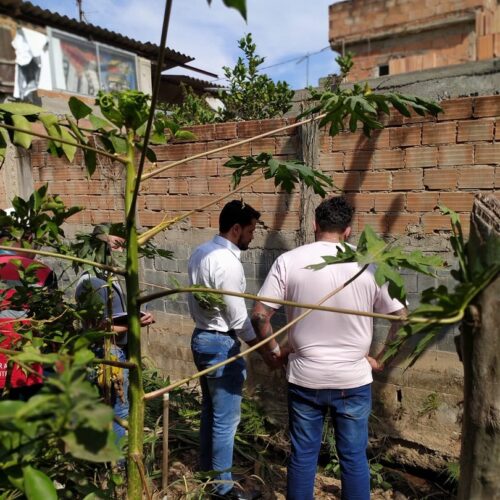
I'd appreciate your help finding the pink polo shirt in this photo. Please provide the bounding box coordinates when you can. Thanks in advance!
[258,241,403,389]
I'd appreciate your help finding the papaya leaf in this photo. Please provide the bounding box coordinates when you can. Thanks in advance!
[38,113,58,129]
[207,0,247,20]
[0,102,44,116]
[11,114,33,149]
[88,114,113,131]
[0,126,8,160]
[84,149,97,177]
[23,466,57,500]
[59,126,77,162]
[68,96,92,120]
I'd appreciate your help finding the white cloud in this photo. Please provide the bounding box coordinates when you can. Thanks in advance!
[30,0,341,89]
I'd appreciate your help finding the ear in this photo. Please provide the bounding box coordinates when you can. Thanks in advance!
[343,226,352,240]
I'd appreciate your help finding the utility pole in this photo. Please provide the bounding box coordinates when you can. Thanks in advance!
[76,0,84,22]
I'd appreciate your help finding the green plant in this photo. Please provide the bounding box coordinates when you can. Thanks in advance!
[218,33,295,121]
[158,84,218,126]
[418,392,440,418]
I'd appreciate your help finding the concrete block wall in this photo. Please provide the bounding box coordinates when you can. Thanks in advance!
[23,94,499,469]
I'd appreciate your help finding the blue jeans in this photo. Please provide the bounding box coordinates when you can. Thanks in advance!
[287,382,371,500]
[191,329,246,495]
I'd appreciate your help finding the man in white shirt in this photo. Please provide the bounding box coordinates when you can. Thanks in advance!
[188,200,275,500]
[251,196,405,500]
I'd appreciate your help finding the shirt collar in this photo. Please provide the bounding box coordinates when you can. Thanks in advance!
[213,234,241,260]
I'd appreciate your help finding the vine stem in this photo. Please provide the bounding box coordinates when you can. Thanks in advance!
[144,265,369,401]
[140,113,327,181]
[0,245,125,275]
[0,123,127,164]
[137,175,262,245]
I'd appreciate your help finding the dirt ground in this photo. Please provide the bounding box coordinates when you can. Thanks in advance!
[163,449,448,499]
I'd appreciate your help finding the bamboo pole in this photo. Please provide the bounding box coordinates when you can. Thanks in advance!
[162,392,170,493]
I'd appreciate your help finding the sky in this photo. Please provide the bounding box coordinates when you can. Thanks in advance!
[29,0,340,90]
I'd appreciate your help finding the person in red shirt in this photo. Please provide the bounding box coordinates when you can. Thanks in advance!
[0,229,56,400]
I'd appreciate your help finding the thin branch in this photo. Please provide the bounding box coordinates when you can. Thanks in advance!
[144,265,369,401]
[132,0,173,212]
[137,175,262,245]
[138,285,403,322]
[140,113,327,181]
[0,245,126,275]
[0,123,127,164]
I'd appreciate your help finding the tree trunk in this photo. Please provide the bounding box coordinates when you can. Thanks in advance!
[299,120,319,245]
[458,193,500,500]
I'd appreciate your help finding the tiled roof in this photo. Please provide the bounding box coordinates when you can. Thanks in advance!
[1,0,194,66]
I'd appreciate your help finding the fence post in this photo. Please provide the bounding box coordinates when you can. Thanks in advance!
[162,392,170,494]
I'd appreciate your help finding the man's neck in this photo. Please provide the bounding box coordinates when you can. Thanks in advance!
[315,232,344,243]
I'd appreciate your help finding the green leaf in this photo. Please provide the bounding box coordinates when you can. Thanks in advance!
[109,134,127,154]
[88,114,113,131]
[23,466,57,500]
[0,102,44,116]
[11,114,33,149]
[38,113,58,128]
[0,126,8,160]
[84,149,97,177]
[59,126,77,162]
[68,96,92,120]
[63,426,121,462]
[174,130,197,141]
[207,0,247,20]
[0,400,25,422]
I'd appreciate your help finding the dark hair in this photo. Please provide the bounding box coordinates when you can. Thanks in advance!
[219,200,261,233]
[315,196,354,232]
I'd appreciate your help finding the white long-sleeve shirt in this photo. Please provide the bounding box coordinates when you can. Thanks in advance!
[187,235,257,343]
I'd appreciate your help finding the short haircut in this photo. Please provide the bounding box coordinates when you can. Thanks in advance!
[315,196,354,232]
[219,200,261,233]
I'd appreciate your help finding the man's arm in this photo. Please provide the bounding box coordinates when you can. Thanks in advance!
[367,307,407,372]
[250,301,282,364]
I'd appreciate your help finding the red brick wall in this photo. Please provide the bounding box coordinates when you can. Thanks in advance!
[31,95,498,237]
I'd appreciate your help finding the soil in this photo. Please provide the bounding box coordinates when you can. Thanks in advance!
[163,448,450,499]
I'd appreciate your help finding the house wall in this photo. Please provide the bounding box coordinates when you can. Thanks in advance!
[3,94,499,470]
[328,0,500,81]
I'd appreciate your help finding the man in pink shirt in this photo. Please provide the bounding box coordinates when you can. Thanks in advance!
[251,196,405,500]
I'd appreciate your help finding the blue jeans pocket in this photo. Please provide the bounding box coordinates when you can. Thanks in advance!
[341,384,372,419]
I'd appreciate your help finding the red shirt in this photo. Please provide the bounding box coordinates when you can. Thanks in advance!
[0,254,54,389]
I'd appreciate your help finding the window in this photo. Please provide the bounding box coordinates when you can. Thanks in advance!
[378,64,389,77]
[49,29,137,96]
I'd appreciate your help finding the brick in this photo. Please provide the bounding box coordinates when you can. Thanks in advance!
[345,193,375,212]
[438,144,473,166]
[275,136,299,155]
[437,98,473,121]
[261,194,300,212]
[187,178,209,195]
[344,150,375,170]
[359,172,391,191]
[179,195,215,211]
[422,122,456,145]
[373,149,404,169]
[251,177,277,193]
[260,211,300,231]
[496,120,500,141]
[357,214,387,233]
[332,130,389,151]
[237,121,262,138]
[319,152,344,172]
[458,166,495,189]
[457,119,494,142]
[389,126,421,147]
[439,192,475,212]
[189,212,210,228]
[474,144,500,164]
[393,170,423,190]
[227,142,251,157]
[374,193,405,211]
[183,124,215,141]
[168,179,189,194]
[139,211,167,227]
[333,172,361,191]
[143,195,180,211]
[423,169,458,190]
[142,179,169,195]
[407,192,439,212]
[215,122,237,140]
[473,96,500,118]
[259,118,288,134]
[405,147,438,168]
[320,133,331,152]
[208,177,232,193]
[250,137,276,155]
[385,214,420,234]
[422,214,469,235]
[495,33,500,58]
[477,34,494,60]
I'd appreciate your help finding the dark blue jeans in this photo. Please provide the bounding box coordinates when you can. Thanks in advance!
[287,382,372,500]
[191,329,246,496]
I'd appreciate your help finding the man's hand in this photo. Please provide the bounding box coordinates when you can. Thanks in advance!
[366,355,384,372]
[140,312,155,327]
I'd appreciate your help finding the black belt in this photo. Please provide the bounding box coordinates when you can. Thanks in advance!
[203,328,236,336]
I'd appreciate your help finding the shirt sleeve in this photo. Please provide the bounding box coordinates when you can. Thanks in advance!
[373,282,405,314]
[257,256,285,309]
[216,259,257,343]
